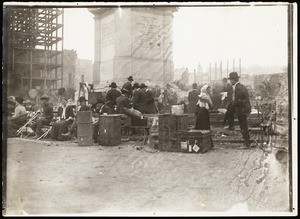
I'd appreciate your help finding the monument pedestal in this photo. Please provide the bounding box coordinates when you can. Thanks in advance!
[89,7,177,88]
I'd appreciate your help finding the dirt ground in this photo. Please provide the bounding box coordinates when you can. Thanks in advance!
[4,134,290,216]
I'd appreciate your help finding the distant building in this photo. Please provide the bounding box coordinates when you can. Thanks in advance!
[62,49,77,89]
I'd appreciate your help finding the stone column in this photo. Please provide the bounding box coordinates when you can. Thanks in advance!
[163,10,175,85]
[93,14,101,85]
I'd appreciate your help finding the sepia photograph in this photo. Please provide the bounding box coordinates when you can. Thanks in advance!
[2,2,297,216]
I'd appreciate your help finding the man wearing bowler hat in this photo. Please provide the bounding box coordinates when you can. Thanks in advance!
[30,94,53,137]
[132,83,148,114]
[122,76,134,98]
[228,72,252,149]
[106,82,121,112]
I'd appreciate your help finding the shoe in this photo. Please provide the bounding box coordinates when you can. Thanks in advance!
[62,132,71,137]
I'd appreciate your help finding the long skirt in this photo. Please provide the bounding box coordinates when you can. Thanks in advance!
[195,106,214,147]
[195,106,211,130]
[7,115,28,137]
[51,120,70,140]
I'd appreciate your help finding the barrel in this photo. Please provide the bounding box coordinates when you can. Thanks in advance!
[98,115,121,146]
[77,111,93,146]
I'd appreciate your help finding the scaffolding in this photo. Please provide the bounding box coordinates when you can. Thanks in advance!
[7,8,64,91]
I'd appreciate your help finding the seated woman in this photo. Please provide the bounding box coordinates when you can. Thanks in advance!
[195,84,214,147]
[8,97,28,137]
[51,98,75,141]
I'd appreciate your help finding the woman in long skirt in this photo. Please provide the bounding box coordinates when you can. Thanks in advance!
[195,84,214,147]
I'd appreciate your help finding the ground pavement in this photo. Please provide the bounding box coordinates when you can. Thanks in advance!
[4,133,290,216]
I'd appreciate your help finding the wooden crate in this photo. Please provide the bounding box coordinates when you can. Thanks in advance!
[77,111,93,123]
[77,135,93,146]
[98,115,121,146]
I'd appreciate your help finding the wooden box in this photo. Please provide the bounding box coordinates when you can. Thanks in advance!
[180,130,212,154]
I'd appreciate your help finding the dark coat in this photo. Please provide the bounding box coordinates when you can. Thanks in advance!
[145,89,157,114]
[132,89,147,114]
[187,89,200,113]
[116,95,130,114]
[106,88,121,106]
[221,83,233,108]
[233,83,251,116]
[79,105,92,112]
[42,104,53,122]
[122,82,133,97]
[57,106,74,120]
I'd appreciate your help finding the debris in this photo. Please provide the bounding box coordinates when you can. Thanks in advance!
[135,146,142,150]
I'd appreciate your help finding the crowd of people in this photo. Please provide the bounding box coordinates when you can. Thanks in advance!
[7,72,252,149]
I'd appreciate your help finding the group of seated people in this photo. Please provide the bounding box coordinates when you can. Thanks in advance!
[7,79,180,142]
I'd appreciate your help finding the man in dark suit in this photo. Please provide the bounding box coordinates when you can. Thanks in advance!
[62,96,91,138]
[187,83,200,113]
[228,72,252,149]
[106,82,121,112]
[116,88,131,114]
[143,85,157,114]
[122,76,134,98]
[132,83,147,114]
[30,94,53,137]
[220,77,234,129]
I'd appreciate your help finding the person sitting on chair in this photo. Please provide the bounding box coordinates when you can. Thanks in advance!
[62,96,91,138]
[30,95,53,138]
[51,98,75,141]
[8,97,28,137]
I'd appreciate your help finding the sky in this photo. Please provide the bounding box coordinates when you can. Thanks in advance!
[63,5,288,72]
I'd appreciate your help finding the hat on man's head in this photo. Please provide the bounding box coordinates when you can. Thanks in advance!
[133,83,140,89]
[121,88,130,95]
[78,96,87,102]
[228,72,240,80]
[139,83,147,89]
[15,97,24,104]
[40,94,50,100]
[109,82,117,88]
[127,76,133,81]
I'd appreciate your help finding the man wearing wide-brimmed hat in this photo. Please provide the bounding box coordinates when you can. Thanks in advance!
[106,82,121,112]
[228,72,252,149]
[30,94,53,137]
[122,76,134,98]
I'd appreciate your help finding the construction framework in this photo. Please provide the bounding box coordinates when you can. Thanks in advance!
[7,8,64,92]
